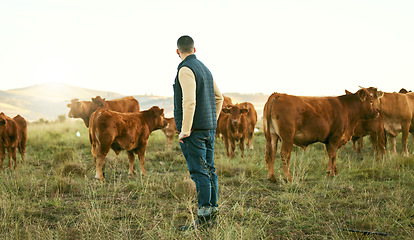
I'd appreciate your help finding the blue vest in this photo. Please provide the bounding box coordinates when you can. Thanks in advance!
[173,55,217,132]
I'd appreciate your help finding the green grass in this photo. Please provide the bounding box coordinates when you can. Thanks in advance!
[0,120,413,239]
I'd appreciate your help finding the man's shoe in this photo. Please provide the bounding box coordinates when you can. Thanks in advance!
[179,214,213,231]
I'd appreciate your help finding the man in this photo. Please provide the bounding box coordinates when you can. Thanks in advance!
[173,35,224,230]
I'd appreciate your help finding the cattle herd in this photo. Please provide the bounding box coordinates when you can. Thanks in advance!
[1,87,413,182]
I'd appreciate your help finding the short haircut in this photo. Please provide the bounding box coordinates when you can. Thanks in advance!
[177,35,194,53]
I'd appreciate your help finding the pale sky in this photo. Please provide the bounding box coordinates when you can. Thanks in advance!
[1,0,413,97]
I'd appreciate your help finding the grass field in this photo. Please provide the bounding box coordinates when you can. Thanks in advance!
[0,119,413,239]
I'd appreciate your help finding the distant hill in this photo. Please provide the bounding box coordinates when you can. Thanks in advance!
[0,83,127,121]
[0,83,268,122]
[6,83,125,101]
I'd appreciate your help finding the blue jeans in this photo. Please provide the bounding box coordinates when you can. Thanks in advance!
[180,129,219,215]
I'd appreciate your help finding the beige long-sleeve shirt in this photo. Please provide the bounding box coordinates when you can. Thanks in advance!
[178,66,224,135]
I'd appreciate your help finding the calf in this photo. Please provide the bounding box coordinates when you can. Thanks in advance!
[67,96,140,127]
[263,88,378,182]
[345,90,386,157]
[0,113,27,169]
[236,102,257,150]
[218,105,249,158]
[215,95,233,139]
[161,117,178,149]
[351,112,386,157]
[89,106,166,181]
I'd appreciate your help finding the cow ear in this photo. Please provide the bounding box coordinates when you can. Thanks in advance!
[241,108,249,114]
[158,108,164,115]
[152,107,164,116]
[345,90,352,95]
[357,89,368,101]
[222,108,231,114]
[67,104,71,108]
[377,91,384,99]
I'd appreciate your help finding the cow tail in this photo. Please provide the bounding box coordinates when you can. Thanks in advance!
[264,93,278,140]
[264,93,278,167]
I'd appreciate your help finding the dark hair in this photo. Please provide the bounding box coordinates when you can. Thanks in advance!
[177,35,194,53]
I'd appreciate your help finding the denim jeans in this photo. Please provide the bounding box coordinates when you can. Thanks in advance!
[180,129,219,216]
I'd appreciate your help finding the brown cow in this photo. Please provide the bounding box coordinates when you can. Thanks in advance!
[161,117,178,149]
[218,105,249,158]
[344,90,386,157]
[367,87,414,155]
[67,96,140,127]
[0,113,27,169]
[263,88,378,182]
[89,106,166,181]
[351,112,386,157]
[215,95,233,139]
[398,88,412,94]
[236,102,257,150]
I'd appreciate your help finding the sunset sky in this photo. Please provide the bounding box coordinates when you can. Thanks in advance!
[1,0,413,97]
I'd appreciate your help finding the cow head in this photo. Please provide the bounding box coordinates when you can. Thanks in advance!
[355,88,379,119]
[399,88,411,94]
[364,87,385,110]
[148,106,166,131]
[91,96,107,110]
[67,99,83,118]
[222,105,249,126]
[0,113,7,135]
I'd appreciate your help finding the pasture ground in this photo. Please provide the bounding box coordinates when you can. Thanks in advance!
[0,120,413,239]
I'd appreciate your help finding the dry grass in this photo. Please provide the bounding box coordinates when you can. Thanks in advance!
[0,120,413,239]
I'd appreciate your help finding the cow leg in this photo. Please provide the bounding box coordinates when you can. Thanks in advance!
[18,143,26,163]
[239,137,245,158]
[11,147,18,169]
[388,134,397,154]
[326,144,338,176]
[351,139,357,152]
[91,145,97,165]
[230,138,236,159]
[265,133,278,181]
[7,148,13,169]
[222,136,229,157]
[137,142,148,176]
[248,130,254,150]
[114,150,121,160]
[93,146,110,181]
[0,146,5,170]
[357,138,363,154]
[127,151,136,177]
[95,154,106,181]
[280,137,293,182]
[369,134,376,152]
[360,138,364,150]
[401,126,410,156]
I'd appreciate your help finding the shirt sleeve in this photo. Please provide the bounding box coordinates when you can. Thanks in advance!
[178,67,196,135]
[213,80,224,120]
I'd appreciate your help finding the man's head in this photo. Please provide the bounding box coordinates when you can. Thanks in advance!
[177,35,195,59]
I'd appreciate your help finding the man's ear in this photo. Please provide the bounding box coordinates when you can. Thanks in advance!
[193,47,196,53]
[176,49,180,55]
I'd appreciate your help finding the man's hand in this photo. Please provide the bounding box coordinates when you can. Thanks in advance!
[178,132,190,143]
